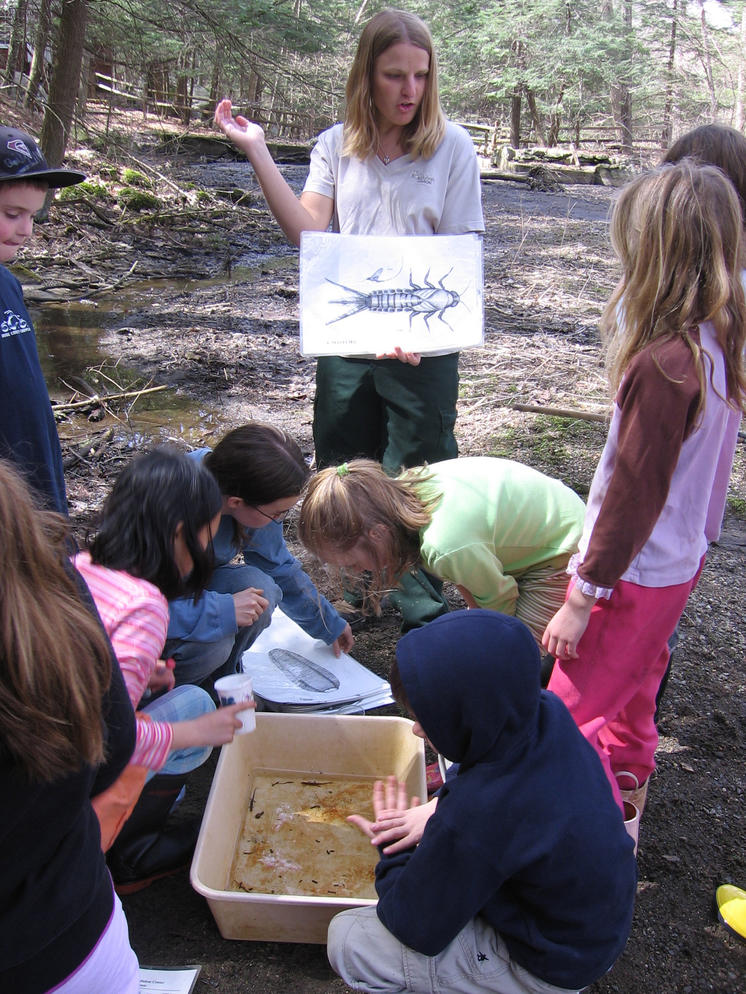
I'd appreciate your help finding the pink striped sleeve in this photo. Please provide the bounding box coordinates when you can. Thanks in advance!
[134,713,174,770]
[109,602,174,769]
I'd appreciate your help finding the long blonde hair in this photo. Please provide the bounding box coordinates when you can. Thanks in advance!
[298,459,439,613]
[602,160,746,416]
[343,8,446,162]
[0,460,111,781]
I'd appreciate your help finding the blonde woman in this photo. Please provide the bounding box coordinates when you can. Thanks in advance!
[215,8,484,475]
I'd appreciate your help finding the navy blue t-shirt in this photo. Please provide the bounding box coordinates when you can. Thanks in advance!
[0,264,66,513]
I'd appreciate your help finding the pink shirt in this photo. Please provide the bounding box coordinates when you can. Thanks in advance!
[74,551,173,770]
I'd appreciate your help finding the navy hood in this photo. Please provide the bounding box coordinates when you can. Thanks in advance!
[396,609,541,768]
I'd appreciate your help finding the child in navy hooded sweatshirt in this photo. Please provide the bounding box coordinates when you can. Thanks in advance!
[328,610,636,994]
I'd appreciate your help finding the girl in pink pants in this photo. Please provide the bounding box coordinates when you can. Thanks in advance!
[543,161,746,832]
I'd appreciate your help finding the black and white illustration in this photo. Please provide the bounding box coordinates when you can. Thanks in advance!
[241,609,392,712]
[299,232,483,356]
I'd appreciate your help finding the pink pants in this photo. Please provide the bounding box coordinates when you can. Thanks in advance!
[547,565,702,810]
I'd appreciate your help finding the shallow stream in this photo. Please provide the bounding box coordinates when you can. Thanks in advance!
[35,160,307,446]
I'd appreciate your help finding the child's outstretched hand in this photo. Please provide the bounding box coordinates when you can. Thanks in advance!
[542,585,596,660]
[170,701,255,751]
[347,775,433,854]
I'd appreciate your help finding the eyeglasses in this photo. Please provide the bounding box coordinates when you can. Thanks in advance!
[250,503,296,524]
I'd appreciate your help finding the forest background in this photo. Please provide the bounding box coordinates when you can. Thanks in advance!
[6,0,746,168]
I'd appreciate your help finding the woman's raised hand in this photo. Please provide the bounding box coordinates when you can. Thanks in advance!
[214,98,333,247]
[214,99,265,152]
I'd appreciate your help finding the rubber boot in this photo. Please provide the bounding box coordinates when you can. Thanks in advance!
[107,774,200,895]
[389,569,449,634]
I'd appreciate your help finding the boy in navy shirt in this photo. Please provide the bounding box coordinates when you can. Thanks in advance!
[0,125,84,513]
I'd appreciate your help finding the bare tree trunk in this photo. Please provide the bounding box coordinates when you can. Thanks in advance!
[40,0,89,166]
[25,0,52,109]
[700,5,718,120]
[209,44,222,105]
[3,0,29,90]
[606,0,633,152]
[661,0,678,148]
[736,7,746,131]
[525,88,547,146]
[510,90,521,147]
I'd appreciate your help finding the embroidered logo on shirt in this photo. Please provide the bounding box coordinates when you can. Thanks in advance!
[1,308,32,337]
[410,170,434,185]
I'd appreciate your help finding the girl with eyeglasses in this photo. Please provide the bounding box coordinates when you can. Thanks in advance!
[164,423,354,689]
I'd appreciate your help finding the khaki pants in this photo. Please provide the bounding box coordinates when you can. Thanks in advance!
[327,907,582,994]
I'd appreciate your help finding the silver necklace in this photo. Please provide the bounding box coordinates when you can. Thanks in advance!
[380,149,391,165]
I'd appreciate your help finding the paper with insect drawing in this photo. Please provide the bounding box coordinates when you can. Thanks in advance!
[299,232,483,357]
[241,608,392,711]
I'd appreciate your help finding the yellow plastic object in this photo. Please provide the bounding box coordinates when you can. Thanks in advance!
[716,884,746,941]
[190,712,426,944]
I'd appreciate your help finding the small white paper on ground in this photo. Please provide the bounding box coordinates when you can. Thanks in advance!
[242,608,392,711]
[139,965,201,993]
[300,231,483,356]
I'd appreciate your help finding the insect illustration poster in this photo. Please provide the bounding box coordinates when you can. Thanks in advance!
[299,232,483,357]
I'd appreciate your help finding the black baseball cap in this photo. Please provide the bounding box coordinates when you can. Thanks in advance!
[0,126,85,187]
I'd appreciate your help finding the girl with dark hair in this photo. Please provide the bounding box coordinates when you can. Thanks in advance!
[165,423,354,689]
[75,448,253,892]
[0,458,139,993]
[214,8,483,475]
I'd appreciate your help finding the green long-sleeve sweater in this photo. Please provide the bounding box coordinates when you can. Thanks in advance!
[413,458,585,615]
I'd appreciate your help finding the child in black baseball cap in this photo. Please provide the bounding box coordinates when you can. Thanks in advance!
[0,125,85,513]
[0,126,85,187]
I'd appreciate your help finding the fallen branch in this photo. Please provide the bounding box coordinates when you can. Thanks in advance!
[510,403,608,423]
[62,427,115,469]
[54,382,168,414]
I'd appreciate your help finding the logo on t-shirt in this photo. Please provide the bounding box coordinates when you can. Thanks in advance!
[410,170,434,185]
[1,307,32,337]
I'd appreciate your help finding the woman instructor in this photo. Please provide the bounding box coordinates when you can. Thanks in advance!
[215,8,484,477]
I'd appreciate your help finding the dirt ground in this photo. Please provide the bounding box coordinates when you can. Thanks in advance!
[15,108,746,992]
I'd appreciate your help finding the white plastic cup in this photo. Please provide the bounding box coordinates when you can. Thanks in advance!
[214,673,256,734]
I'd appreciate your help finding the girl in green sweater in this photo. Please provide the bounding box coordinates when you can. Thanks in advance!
[298,456,584,644]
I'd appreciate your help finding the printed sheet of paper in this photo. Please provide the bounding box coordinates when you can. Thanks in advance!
[139,965,201,994]
[242,608,392,711]
[299,232,483,356]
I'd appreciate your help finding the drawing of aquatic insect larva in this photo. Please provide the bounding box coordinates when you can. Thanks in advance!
[269,648,341,693]
[325,267,461,331]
